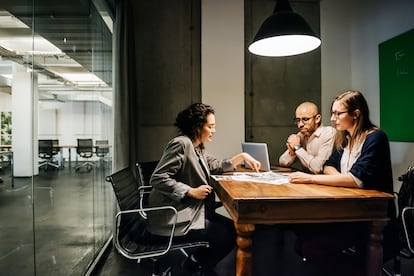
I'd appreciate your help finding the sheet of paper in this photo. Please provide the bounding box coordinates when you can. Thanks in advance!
[211,171,290,185]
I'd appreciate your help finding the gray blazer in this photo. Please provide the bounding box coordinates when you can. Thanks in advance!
[147,135,233,236]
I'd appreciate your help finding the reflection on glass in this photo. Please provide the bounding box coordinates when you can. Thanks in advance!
[0,1,114,274]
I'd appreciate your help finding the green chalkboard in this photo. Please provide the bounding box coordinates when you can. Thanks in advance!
[379,28,414,141]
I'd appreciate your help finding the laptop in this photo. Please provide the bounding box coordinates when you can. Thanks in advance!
[241,142,271,172]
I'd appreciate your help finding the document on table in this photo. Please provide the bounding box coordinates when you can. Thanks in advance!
[211,171,290,185]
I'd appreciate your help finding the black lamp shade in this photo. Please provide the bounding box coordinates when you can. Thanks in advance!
[248,1,321,57]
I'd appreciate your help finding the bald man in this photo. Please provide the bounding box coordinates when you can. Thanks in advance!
[279,102,336,174]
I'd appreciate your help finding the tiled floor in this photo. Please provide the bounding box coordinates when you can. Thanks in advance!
[0,161,112,275]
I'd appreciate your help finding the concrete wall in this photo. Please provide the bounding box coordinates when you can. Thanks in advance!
[201,0,245,160]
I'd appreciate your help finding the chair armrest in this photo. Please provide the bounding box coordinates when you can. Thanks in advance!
[402,206,414,254]
[138,185,153,217]
[138,185,153,193]
[114,205,178,259]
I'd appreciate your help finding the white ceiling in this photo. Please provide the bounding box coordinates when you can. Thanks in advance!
[0,0,114,105]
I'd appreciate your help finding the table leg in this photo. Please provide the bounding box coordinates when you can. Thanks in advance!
[68,148,72,170]
[11,154,13,188]
[235,223,255,276]
[366,220,387,276]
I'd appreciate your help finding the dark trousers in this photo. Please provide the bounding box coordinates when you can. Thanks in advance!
[164,212,236,269]
[252,225,286,275]
[293,222,368,257]
[251,223,368,275]
[194,213,236,268]
[291,222,369,276]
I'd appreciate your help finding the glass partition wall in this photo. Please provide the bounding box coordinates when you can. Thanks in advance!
[0,0,114,274]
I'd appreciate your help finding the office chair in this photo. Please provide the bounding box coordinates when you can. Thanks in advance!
[135,160,221,256]
[51,139,59,155]
[106,167,209,276]
[95,140,110,172]
[402,207,414,252]
[135,160,221,217]
[399,167,414,257]
[75,139,94,172]
[95,139,109,158]
[38,139,60,171]
[383,167,414,276]
[135,161,160,219]
[51,139,62,168]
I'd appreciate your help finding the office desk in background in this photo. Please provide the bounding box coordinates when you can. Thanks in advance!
[54,144,111,170]
[56,145,76,170]
[212,175,393,276]
[0,145,12,151]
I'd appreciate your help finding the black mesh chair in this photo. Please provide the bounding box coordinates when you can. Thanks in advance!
[75,139,94,172]
[38,139,59,171]
[52,139,62,168]
[106,167,209,276]
[52,139,59,156]
[383,168,414,275]
[136,160,223,218]
[399,167,414,256]
[95,139,109,158]
[136,161,159,217]
[402,207,414,254]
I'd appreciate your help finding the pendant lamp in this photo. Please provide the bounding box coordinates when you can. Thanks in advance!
[248,0,321,57]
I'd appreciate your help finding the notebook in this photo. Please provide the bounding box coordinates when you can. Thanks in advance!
[241,142,271,172]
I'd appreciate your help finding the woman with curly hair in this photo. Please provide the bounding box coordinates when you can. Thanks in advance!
[148,103,260,275]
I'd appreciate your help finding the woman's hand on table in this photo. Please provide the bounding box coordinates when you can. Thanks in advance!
[243,153,261,172]
[288,171,314,184]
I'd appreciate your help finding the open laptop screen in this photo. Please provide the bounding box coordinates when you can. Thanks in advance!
[241,142,271,171]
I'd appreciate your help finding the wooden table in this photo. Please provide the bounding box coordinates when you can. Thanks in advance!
[212,176,393,276]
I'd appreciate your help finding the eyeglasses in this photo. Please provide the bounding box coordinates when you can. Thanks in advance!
[293,115,317,124]
[331,111,347,118]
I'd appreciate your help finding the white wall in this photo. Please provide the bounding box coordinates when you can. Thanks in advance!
[202,0,245,159]
[38,108,58,138]
[0,93,11,111]
[12,71,37,176]
[320,0,352,124]
[321,0,414,190]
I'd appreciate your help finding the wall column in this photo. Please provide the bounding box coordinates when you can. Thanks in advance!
[11,65,38,176]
